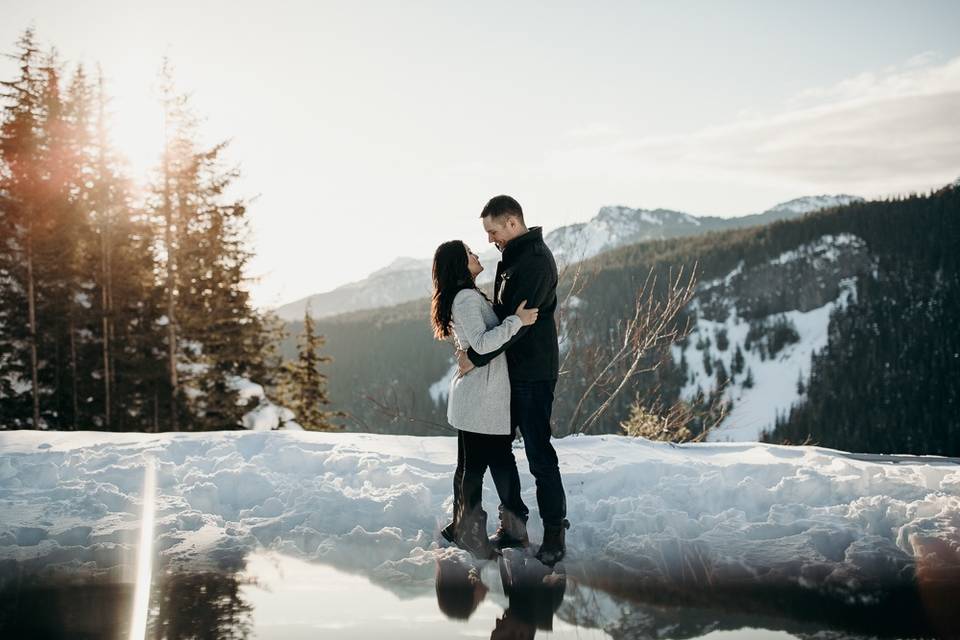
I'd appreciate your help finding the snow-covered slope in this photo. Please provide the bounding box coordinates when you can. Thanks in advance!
[274,194,864,320]
[763,194,863,217]
[1,430,957,615]
[672,234,874,441]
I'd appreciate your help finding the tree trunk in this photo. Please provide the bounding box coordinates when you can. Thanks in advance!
[69,310,79,429]
[163,145,179,431]
[26,223,40,429]
[100,228,112,430]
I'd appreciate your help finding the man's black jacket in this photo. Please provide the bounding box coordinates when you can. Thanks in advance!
[466,227,559,382]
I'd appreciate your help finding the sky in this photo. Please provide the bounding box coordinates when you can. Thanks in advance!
[2,0,959,308]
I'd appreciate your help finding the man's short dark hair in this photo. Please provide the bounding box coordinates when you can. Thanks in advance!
[481,195,524,223]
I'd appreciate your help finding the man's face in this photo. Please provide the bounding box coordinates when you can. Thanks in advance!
[483,215,516,251]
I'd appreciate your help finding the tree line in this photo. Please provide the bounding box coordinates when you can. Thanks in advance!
[0,28,336,431]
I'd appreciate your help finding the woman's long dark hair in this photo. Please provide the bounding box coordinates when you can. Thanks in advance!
[431,240,481,340]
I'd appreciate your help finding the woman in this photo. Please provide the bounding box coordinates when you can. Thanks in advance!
[431,240,535,559]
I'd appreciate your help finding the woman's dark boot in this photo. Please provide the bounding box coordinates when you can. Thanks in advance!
[489,508,529,550]
[440,520,457,544]
[457,508,497,560]
[535,519,570,565]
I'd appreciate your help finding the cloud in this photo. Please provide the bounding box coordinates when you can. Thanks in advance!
[548,54,960,197]
[564,122,622,139]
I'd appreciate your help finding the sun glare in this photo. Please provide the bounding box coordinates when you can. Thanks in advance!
[129,457,156,640]
[111,87,165,185]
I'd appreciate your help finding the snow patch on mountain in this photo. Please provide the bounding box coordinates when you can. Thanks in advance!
[765,195,864,216]
[428,360,457,405]
[674,279,857,442]
[673,234,872,441]
[547,207,699,264]
[769,233,865,266]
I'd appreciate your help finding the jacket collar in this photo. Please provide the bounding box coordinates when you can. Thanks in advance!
[501,226,542,264]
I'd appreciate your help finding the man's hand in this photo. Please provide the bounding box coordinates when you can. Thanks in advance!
[456,348,475,377]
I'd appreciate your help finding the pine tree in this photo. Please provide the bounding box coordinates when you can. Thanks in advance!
[743,367,755,389]
[280,308,339,431]
[157,59,183,430]
[732,344,745,375]
[0,29,46,427]
[715,358,728,388]
[89,67,165,431]
[147,60,277,430]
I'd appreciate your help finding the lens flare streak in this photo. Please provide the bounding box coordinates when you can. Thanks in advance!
[129,457,156,640]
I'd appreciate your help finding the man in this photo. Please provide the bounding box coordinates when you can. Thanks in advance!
[457,194,570,564]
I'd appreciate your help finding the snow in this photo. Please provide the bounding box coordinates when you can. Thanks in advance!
[224,375,299,430]
[429,360,457,405]
[769,233,865,266]
[242,402,296,431]
[699,261,744,290]
[1,430,957,605]
[673,279,856,442]
[673,233,869,442]
[766,195,864,216]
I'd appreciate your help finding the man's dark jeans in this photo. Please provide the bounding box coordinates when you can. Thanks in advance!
[511,379,566,525]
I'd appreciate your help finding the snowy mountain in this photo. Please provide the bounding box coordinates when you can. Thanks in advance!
[276,256,435,322]
[275,194,863,320]
[1,430,957,637]
[545,206,702,263]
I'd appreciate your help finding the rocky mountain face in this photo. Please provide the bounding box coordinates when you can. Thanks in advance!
[274,195,863,320]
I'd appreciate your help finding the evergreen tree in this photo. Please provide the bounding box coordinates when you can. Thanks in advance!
[732,344,745,376]
[0,29,47,427]
[90,67,166,431]
[280,308,339,431]
[715,358,728,388]
[702,350,713,377]
[146,61,278,430]
[715,327,729,351]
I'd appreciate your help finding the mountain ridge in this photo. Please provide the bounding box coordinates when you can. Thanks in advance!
[275,194,864,321]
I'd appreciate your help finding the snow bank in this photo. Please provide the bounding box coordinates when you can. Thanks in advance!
[1,431,957,603]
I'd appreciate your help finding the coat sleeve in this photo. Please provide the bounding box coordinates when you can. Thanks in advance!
[453,291,523,355]
[466,261,554,367]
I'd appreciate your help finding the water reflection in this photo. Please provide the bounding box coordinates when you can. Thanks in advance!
[0,546,956,638]
[492,549,567,639]
[149,571,254,639]
[433,548,568,638]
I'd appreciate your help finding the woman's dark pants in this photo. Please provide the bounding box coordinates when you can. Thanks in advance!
[452,429,528,527]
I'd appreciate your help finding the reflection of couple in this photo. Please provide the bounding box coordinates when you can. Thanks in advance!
[430,195,569,564]
[435,552,566,639]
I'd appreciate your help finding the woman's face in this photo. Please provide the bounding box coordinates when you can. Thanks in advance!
[466,245,483,279]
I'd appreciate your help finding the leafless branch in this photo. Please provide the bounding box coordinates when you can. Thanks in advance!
[568,264,698,435]
[363,389,454,435]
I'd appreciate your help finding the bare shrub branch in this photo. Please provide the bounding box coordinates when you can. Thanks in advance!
[568,265,698,435]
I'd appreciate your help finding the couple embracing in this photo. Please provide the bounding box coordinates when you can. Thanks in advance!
[430,195,569,565]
